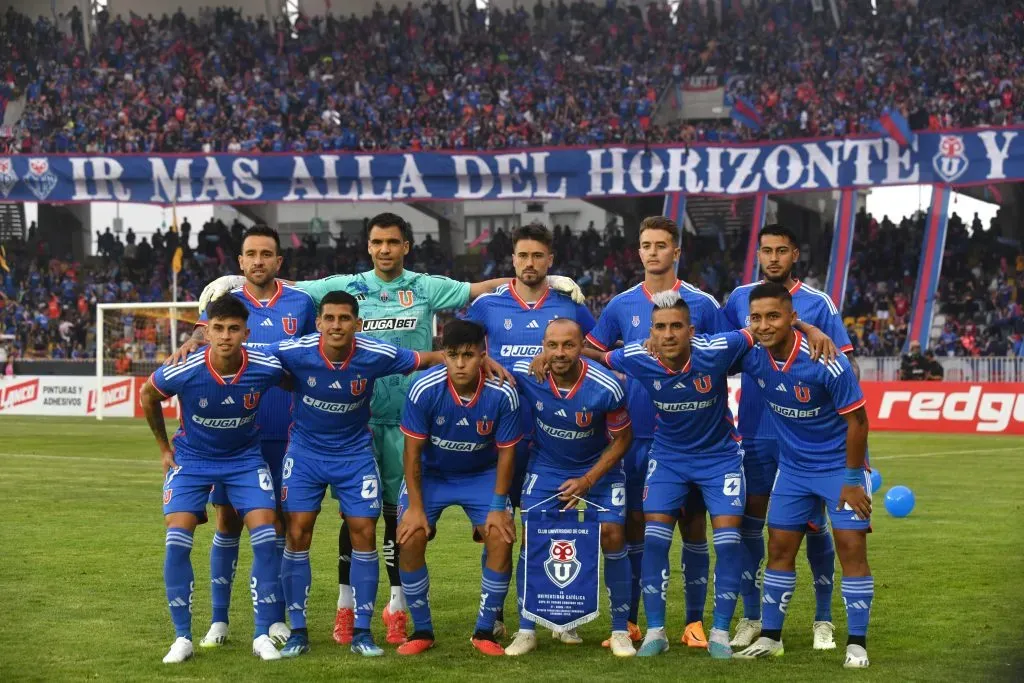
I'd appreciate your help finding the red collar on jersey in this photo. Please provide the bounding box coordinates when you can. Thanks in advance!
[319,335,356,370]
[547,359,587,399]
[641,279,682,301]
[447,369,485,407]
[241,280,283,308]
[205,346,248,385]
[768,330,803,373]
[508,279,550,311]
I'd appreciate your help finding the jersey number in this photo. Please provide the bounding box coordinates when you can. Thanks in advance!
[524,473,539,496]
[282,457,294,480]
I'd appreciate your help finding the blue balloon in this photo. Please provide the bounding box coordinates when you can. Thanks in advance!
[884,485,915,518]
[869,469,883,492]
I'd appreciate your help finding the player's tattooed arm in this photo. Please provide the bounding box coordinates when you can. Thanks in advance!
[164,325,208,366]
[558,425,633,509]
[839,407,871,519]
[845,351,861,380]
[794,320,838,362]
[396,435,430,545]
[140,380,177,474]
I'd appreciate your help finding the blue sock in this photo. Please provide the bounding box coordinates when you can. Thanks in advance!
[604,547,631,632]
[271,536,287,624]
[641,521,674,630]
[351,549,379,631]
[761,569,797,634]
[249,525,281,638]
[164,528,195,640]
[739,515,765,620]
[281,548,310,630]
[209,532,240,625]
[516,548,535,631]
[627,542,643,624]
[399,565,433,634]
[475,567,511,633]
[806,530,835,622]
[841,576,874,639]
[682,541,709,624]
[711,527,743,632]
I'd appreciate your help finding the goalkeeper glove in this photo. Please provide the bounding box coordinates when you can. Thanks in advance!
[546,275,585,304]
[198,275,246,314]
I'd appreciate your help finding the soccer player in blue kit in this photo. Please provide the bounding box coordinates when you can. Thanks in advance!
[268,291,451,658]
[395,320,522,656]
[169,226,317,649]
[584,216,727,648]
[731,282,872,669]
[505,319,636,658]
[463,222,595,641]
[140,295,291,664]
[723,224,856,651]
[601,291,754,659]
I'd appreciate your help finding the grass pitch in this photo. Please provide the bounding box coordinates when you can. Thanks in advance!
[0,417,1021,682]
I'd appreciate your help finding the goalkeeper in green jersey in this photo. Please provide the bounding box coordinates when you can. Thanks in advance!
[195,213,584,646]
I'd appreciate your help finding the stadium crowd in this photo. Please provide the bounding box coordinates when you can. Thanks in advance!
[1,207,1021,362]
[1,0,1021,154]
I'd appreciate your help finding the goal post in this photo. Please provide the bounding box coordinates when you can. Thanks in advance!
[95,301,200,420]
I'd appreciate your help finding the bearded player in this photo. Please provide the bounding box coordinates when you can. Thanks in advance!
[198,212,584,644]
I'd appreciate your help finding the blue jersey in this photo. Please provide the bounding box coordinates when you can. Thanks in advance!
[587,279,727,438]
[400,367,523,476]
[739,331,865,473]
[606,330,752,456]
[198,280,317,440]
[510,360,630,470]
[149,347,286,462]
[724,279,853,440]
[270,333,420,456]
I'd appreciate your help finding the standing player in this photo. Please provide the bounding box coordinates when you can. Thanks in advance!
[396,320,522,656]
[584,215,727,648]
[723,224,855,650]
[506,319,635,658]
[170,226,316,649]
[463,222,595,640]
[269,291,446,658]
[600,292,753,659]
[199,213,582,644]
[731,283,872,669]
[140,296,289,663]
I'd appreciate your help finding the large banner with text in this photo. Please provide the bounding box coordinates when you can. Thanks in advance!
[0,129,1019,204]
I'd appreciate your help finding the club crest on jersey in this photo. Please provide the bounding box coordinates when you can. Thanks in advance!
[575,410,593,427]
[544,539,581,589]
[631,315,640,328]
[758,378,766,388]
[933,135,969,183]
[794,385,811,403]
[535,401,544,412]
[243,391,260,409]
[504,318,513,331]
[307,376,316,387]
[652,380,662,391]
[477,419,494,435]
[199,398,208,408]
[435,415,446,426]
[398,290,414,308]
[693,375,713,393]
[379,290,389,302]
[281,316,298,335]
[351,378,367,396]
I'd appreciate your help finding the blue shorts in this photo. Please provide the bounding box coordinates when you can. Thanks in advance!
[281,450,381,518]
[398,468,500,527]
[210,439,287,506]
[742,437,779,497]
[164,458,275,520]
[624,438,652,513]
[768,468,872,532]
[643,447,745,518]
[521,463,626,524]
[509,438,532,510]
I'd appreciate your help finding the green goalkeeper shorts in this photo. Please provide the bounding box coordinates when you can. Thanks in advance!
[370,423,404,506]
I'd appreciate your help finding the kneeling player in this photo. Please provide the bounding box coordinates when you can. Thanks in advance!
[732,282,873,668]
[395,320,522,655]
[141,296,289,663]
[507,319,635,657]
[270,291,444,658]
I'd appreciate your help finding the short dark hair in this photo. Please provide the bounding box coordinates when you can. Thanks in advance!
[367,212,412,243]
[748,281,793,306]
[240,225,281,254]
[319,290,359,317]
[639,215,680,243]
[650,290,691,321]
[758,224,799,248]
[441,319,486,350]
[206,294,250,323]
[512,222,553,250]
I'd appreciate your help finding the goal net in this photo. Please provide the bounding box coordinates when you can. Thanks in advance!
[95,302,200,420]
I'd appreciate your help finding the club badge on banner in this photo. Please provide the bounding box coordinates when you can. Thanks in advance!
[521,505,601,633]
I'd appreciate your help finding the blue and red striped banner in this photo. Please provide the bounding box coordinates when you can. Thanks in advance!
[825,189,858,311]
[742,193,769,284]
[906,185,952,351]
